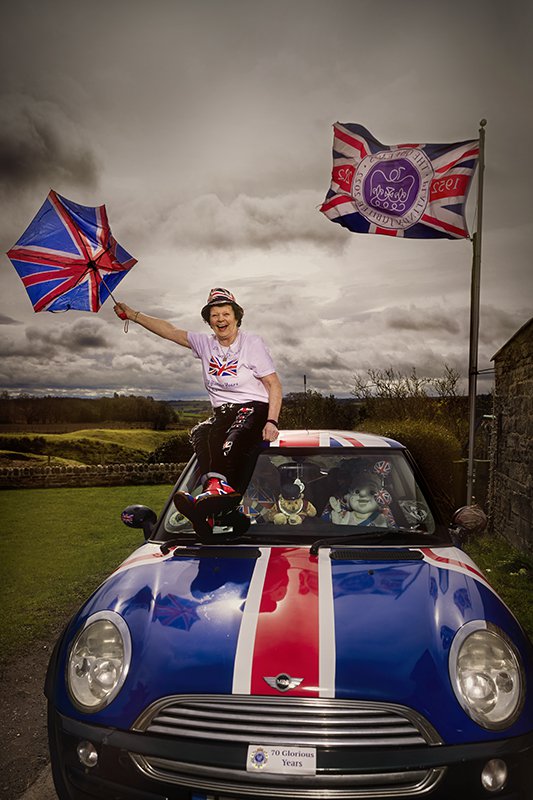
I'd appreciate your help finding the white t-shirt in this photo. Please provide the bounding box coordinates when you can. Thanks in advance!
[187,330,276,407]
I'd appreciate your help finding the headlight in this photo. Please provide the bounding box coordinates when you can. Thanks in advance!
[67,611,131,712]
[449,620,524,730]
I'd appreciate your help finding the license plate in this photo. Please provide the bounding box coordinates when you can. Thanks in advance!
[190,745,317,799]
[246,744,317,775]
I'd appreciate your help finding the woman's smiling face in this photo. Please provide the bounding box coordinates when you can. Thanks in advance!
[209,304,239,345]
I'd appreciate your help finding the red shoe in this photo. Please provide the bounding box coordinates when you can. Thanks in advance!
[195,477,238,501]
[195,477,241,514]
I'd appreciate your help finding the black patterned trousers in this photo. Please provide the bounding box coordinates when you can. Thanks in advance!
[190,401,269,492]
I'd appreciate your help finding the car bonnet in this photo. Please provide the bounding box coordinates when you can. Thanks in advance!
[53,542,533,743]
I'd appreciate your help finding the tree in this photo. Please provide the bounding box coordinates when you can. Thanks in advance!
[280,391,360,430]
[351,364,467,439]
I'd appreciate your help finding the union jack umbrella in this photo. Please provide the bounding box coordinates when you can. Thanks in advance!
[6,189,137,312]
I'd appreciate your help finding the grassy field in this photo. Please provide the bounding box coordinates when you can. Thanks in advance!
[463,534,533,638]
[0,428,178,465]
[0,450,82,467]
[1,485,531,664]
[0,484,172,660]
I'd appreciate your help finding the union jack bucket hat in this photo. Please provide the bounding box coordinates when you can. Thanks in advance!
[201,287,244,323]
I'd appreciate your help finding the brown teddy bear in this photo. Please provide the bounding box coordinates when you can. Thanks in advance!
[266,481,317,526]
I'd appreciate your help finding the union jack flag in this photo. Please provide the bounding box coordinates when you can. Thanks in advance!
[240,482,276,517]
[208,355,239,377]
[154,594,200,631]
[374,488,392,507]
[320,123,479,239]
[373,460,392,476]
[7,189,136,312]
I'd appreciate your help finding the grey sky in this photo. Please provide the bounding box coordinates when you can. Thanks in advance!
[1,0,531,400]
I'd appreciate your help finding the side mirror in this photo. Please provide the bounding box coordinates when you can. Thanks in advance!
[450,504,487,543]
[121,504,158,540]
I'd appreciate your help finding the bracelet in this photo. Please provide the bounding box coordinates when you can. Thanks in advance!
[267,419,279,428]
[133,310,140,323]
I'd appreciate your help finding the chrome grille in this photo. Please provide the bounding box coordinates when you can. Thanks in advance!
[130,754,446,798]
[133,694,441,747]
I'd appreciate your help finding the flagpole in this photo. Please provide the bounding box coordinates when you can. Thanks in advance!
[466,119,486,505]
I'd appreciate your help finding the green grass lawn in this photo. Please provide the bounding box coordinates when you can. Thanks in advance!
[463,533,533,639]
[0,484,172,661]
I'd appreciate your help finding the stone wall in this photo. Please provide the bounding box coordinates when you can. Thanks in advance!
[0,462,185,490]
[488,319,533,554]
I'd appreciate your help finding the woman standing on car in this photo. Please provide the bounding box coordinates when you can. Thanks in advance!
[114,288,282,510]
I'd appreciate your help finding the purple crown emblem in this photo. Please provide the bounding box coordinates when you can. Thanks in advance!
[364,158,420,217]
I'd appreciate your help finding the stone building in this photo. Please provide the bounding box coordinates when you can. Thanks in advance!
[489,318,533,554]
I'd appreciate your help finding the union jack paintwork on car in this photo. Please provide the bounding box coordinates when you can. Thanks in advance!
[275,430,402,448]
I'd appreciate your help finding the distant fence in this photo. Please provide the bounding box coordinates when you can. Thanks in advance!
[0,462,186,490]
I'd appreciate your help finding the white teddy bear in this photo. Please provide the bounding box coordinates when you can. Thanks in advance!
[330,475,390,527]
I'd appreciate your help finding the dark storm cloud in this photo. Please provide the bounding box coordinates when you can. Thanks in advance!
[386,307,462,335]
[479,306,528,349]
[0,313,22,324]
[161,192,345,251]
[0,339,24,358]
[70,329,109,350]
[0,328,67,360]
[275,345,351,392]
[278,349,350,375]
[310,350,351,371]
[0,94,99,191]
[25,320,109,353]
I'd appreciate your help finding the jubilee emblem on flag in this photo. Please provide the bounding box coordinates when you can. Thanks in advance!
[320,123,479,239]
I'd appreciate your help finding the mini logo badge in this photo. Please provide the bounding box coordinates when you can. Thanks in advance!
[249,746,269,769]
[352,148,434,230]
[263,673,303,692]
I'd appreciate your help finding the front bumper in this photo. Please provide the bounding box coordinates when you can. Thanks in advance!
[49,708,533,800]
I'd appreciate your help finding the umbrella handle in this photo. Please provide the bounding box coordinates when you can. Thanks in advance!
[114,304,130,332]
[99,273,119,305]
[99,273,129,332]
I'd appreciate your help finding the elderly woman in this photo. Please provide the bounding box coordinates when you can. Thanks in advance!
[114,287,282,525]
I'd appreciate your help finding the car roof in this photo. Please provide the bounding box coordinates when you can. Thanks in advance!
[269,430,404,449]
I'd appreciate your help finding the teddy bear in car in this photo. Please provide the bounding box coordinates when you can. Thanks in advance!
[266,480,317,525]
[329,473,390,527]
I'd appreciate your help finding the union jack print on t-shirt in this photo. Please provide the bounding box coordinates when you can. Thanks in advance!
[208,355,239,377]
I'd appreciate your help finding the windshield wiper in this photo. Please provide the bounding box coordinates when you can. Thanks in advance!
[309,528,425,556]
[160,530,297,552]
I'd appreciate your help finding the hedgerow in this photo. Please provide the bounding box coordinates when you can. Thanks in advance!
[362,418,462,519]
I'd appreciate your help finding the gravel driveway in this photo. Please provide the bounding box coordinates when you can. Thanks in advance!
[2,634,58,799]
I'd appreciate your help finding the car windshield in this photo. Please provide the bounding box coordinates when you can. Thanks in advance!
[160,447,445,546]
